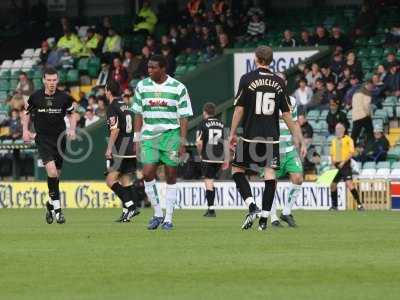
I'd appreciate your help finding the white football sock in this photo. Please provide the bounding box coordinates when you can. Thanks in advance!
[270,199,279,222]
[260,210,270,218]
[283,184,301,215]
[52,200,61,210]
[164,184,177,223]
[144,179,163,218]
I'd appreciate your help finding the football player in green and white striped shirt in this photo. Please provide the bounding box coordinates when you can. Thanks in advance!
[132,55,193,230]
[269,95,306,227]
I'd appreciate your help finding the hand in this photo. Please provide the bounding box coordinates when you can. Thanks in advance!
[179,144,186,161]
[105,148,112,159]
[300,143,307,159]
[67,128,76,140]
[338,161,345,169]
[22,130,35,143]
[229,134,237,151]
[222,160,230,170]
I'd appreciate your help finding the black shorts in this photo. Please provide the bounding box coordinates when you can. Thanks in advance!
[108,157,136,174]
[202,161,222,179]
[232,139,280,172]
[35,134,66,170]
[333,161,353,183]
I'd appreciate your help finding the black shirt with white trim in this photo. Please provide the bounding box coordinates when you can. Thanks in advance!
[234,67,291,142]
[26,89,74,136]
[197,117,225,162]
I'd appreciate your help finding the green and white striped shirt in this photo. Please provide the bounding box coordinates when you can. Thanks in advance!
[279,96,297,154]
[131,76,193,140]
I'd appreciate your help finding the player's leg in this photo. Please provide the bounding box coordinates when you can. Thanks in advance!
[120,173,140,221]
[141,139,164,229]
[45,160,64,224]
[204,178,216,217]
[106,170,129,222]
[269,155,287,228]
[280,151,303,227]
[330,181,339,210]
[158,130,181,230]
[346,179,364,211]
[258,166,277,230]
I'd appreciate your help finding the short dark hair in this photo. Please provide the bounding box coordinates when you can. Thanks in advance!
[20,72,28,77]
[203,102,216,116]
[43,67,58,78]
[149,54,167,68]
[255,46,273,66]
[106,80,121,97]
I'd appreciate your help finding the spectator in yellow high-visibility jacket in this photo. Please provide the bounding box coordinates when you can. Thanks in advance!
[56,29,82,57]
[102,28,122,63]
[80,28,102,57]
[329,123,364,211]
[133,0,158,34]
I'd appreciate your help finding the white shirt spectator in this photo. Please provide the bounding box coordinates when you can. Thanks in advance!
[293,86,314,106]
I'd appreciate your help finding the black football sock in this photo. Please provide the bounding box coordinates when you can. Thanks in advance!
[262,180,277,212]
[206,188,215,209]
[331,190,338,208]
[47,177,60,213]
[124,185,137,210]
[350,188,362,206]
[233,172,256,212]
[111,182,126,204]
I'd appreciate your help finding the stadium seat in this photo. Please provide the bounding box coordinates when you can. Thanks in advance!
[0,80,10,92]
[363,161,376,169]
[67,69,79,84]
[174,65,187,77]
[32,69,43,79]
[0,70,10,80]
[390,168,400,179]
[377,161,390,169]
[9,79,18,90]
[0,91,8,101]
[357,48,370,59]
[307,110,320,121]
[313,135,324,146]
[12,60,23,70]
[33,78,43,90]
[78,58,89,73]
[1,60,13,70]
[22,59,35,71]
[387,147,400,161]
[376,167,390,178]
[21,48,35,59]
[186,54,199,65]
[58,69,68,84]
[369,48,383,58]
[175,54,187,65]
[392,161,400,170]
[186,64,197,73]
[33,48,41,58]
[359,168,376,179]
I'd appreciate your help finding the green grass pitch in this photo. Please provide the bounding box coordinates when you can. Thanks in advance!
[0,209,399,300]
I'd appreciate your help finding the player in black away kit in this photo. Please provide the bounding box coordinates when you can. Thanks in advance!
[105,80,141,222]
[196,103,229,217]
[229,46,305,231]
[22,67,77,224]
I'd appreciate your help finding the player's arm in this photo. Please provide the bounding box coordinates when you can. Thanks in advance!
[338,138,354,168]
[178,86,193,159]
[195,129,203,157]
[106,111,120,159]
[66,98,77,140]
[229,77,247,148]
[22,96,35,142]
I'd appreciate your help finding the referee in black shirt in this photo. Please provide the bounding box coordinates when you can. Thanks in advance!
[22,67,77,224]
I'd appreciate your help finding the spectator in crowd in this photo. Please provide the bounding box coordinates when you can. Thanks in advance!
[325,80,338,102]
[9,94,25,111]
[358,126,390,163]
[321,65,337,84]
[246,12,265,40]
[109,57,129,91]
[297,113,314,139]
[384,52,399,69]
[96,96,107,118]
[306,63,322,89]
[330,51,345,78]
[161,46,176,76]
[309,78,328,109]
[344,75,361,109]
[247,1,264,18]
[385,26,400,48]
[168,27,180,51]
[87,95,98,112]
[281,29,296,47]
[353,3,377,37]
[178,27,191,52]
[383,62,400,96]
[293,78,313,113]
[122,91,132,106]
[160,35,175,54]
[191,25,204,50]
[96,63,109,87]
[377,64,387,82]
[15,72,33,100]
[337,66,352,99]
[145,35,159,54]
[212,0,229,16]
[329,25,351,52]
[187,0,205,17]
[7,109,22,140]
[84,108,100,127]
[102,28,122,63]
[314,26,329,46]
[351,80,374,145]
[326,98,349,135]
[345,51,363,80]
[371,74,385,106]
[123,50,140,81]
[39,40,50,66]
[81,28,102,57]
[298,29,315,47]
[78,92,89,110]
[215,33,231,54]
[134,0,158,34]
[56,29,82,57]
[135,46,151,79]
[59,49,74,69]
